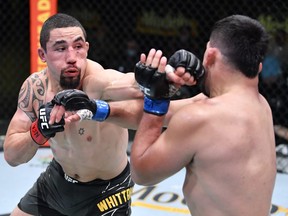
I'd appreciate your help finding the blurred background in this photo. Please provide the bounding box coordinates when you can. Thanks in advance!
[0,0,288,148]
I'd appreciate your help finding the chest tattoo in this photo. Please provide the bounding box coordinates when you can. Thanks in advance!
[78,128,85,135]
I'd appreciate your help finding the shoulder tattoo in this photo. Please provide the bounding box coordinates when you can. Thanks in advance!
[18,73,48,122]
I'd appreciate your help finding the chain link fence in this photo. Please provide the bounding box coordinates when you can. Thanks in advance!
[1,0,288,145]
[0,1,30,133]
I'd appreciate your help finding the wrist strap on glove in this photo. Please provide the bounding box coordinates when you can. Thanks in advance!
[92,100,110,121]
[30,119,49,145]
[143,96,170,116]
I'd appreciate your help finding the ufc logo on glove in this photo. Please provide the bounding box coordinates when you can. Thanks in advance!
[138,85,151,96]
[39,108,49,130]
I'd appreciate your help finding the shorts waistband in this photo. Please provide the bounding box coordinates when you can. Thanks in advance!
[50,158,130,185]
[64,173,79,184]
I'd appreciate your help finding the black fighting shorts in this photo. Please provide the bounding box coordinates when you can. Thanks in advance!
[18,159,134,216]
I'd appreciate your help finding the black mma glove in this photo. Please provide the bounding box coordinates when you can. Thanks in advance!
[167,49,205,81]
[30,102,65,145]
[134,62,176,116]
[53,89,110,122]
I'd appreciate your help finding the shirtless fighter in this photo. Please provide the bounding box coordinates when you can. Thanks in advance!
[130,15,277,216]
[4,13,200,216]
[4,13,141,216]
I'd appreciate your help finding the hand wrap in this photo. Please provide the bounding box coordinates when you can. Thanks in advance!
[53,89,110,122]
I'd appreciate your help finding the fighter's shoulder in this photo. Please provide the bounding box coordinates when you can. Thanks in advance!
[17,70,48,121]
[85,59,105,76]
[23,70,48,88]
[172,96,215,126]
[84,59,126,84]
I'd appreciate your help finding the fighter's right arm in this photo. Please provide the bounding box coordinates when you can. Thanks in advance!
[4,108,39,167]
[3,78,39,166]
[3,75,64,167]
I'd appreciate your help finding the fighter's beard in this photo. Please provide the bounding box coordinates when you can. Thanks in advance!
[60,71,81,89]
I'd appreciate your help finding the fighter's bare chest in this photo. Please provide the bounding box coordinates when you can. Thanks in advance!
[56,121,99,144]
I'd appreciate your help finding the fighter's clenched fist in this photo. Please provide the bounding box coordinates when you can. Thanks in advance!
[166,49,205,86]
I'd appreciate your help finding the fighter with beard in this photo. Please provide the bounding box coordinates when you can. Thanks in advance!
[4,12,204,215]
[3,13,143,216]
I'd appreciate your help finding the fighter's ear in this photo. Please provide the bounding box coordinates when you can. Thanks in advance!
[258,62,263,74]
[85,41,89,53]
[38,48,46,63]
[203,43,217,67]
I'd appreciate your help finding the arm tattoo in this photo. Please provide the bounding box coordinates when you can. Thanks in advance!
[18,72,48,122]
